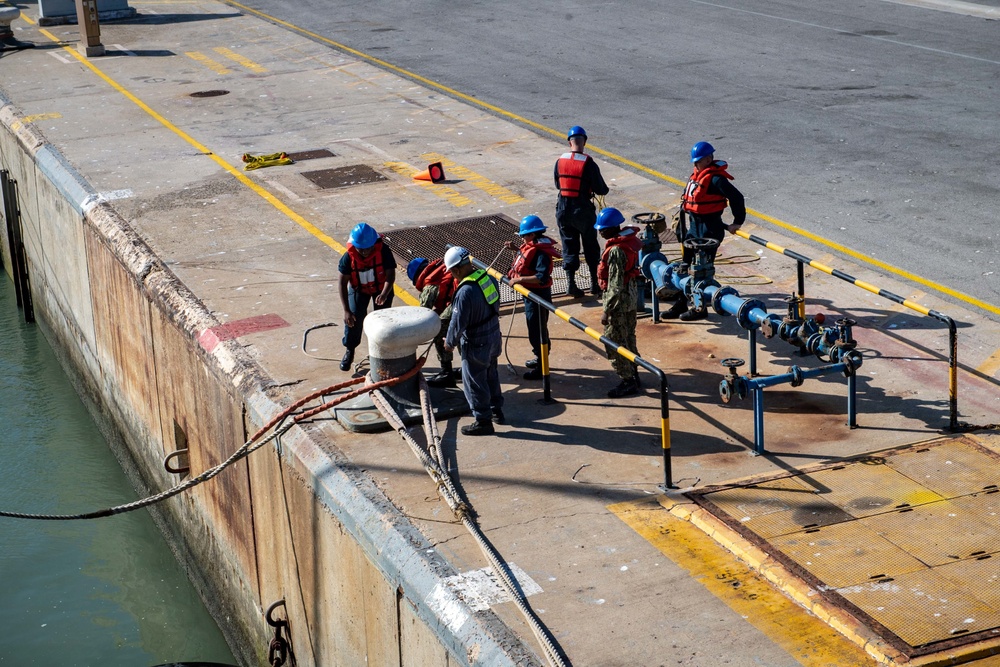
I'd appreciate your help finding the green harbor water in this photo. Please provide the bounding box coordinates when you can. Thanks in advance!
[0,278,236,666]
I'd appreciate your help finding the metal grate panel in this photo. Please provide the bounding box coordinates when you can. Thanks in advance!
[286,148,336,161]
[772,521,927,588]
[301,164,387,189]
[885,436,1000,498]
[836,568,1000,647]
[383,214,591,304]
[801,462,945,518]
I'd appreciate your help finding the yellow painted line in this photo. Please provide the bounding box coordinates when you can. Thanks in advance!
[220,0,1000,318]
[976,347,1000,378]
[25,30,418,305]
[21,112,62,123]
[213,47,268,73]
[421,152,526,204]
[185,51,232,75]
[609,498,878,666]
[382,161,473,207]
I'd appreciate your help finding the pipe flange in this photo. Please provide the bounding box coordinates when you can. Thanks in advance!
[760,314,781,339]
[719,379,733,404]
[736,298,766,330]
[789,365,805,387]
[639,251,668,280]
[711,286,738,316]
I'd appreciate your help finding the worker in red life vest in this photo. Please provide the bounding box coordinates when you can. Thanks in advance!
[595,207,643,398]
[554,125,609,298]
[504,215,562,380]
[407,256,459,388]
[664,141,746,321]
[338,222,396,371]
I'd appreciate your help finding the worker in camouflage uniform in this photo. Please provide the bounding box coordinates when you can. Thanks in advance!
[594,207,643,398]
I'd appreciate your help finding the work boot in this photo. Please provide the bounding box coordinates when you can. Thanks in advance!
[523,367,543,380]
[525,357,540,369]
[427,365,457,388]
[590,276,602,297]
[662,299,689,320]
[491,407,506,424]
[607,377,640,398]
[679,307,707,322]
[566,273,585,298]
[461,419,495,436]
[339,348,355,372]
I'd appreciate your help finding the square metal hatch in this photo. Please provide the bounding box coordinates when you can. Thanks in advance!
[301,164,387,189]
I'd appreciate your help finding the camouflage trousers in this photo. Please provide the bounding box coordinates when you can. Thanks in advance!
[604,307,638,381]
[433,317,453,366]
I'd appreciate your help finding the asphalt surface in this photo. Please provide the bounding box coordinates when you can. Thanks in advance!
[228,0,1000,319]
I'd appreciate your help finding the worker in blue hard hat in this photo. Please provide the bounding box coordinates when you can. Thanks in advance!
[443,247,504,436]
[554,125,610,299]
[664,141,747,321]
[407,256,459,387]
[504,215,562,380]
[594,207,643,398]
[338,222,396,371]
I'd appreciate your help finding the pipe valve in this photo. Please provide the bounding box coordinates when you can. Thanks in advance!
[719,357,747,404]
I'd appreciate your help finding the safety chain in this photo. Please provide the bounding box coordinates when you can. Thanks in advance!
[266,599,290,667]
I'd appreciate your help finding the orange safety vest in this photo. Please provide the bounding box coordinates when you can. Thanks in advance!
[682,161,734,216]
[596,227,642,291]
[556,152,592,198]
[414,258,457,313]
[508,236,562,289]
[346,238,388,296]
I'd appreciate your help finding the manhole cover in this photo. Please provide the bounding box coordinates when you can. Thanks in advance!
[285,148,336,161]
[301,165,387,189]
[190,90,229,98]
[383,213,589,303]
[688,435,1000,659]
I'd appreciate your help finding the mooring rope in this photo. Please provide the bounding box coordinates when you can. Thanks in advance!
[372,380,571,667]
[0,361,425,521]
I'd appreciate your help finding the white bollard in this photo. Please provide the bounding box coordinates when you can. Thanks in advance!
[364,307,440,404]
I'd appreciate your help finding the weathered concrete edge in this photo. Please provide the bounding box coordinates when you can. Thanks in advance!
[0,89,540,666]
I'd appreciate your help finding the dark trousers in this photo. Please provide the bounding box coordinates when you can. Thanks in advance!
[461,340,503,421]
[342,287,394,350]
[681,213,725,266]
[556,210,601,276]
[524,287,551,359]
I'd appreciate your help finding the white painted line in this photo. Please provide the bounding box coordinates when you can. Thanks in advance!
[82,189,134,212]
[48,51,73,64]
[111,44,137,57]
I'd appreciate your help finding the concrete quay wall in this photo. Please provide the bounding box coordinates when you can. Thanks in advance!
[0,93,536,667]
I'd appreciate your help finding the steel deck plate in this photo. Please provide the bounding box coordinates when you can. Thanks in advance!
[799,461,945,518]
[886,436,1000,498]
[383,214,592,304]
[861,499,1000,566]
[771,521,927,588]
[690,436,1000,656]
[704,476,853,538]
[836,568,1000,647]
[301,164,387,189]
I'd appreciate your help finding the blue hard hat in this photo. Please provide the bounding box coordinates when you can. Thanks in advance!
[349,222,379,249]
[567,125,587,140]
[594,207,626,230]
[407,257,429,283]
[690,141,715,163]
[518,215,546,236]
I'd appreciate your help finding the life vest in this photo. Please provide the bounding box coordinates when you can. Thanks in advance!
[557,152,592,198]
[346,238,388,296]
[414,258,457,313]
[596,227,642,291]
[681,160,734,216]
[460,268,500,306]
[508,236,562,289]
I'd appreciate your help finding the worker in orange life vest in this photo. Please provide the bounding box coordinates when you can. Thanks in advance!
[664,141,746,321]
[554,125,609,298]
[595,207,643,398]
[504,215,562,380]
[338,222,396,371]
[407,256,459,388]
